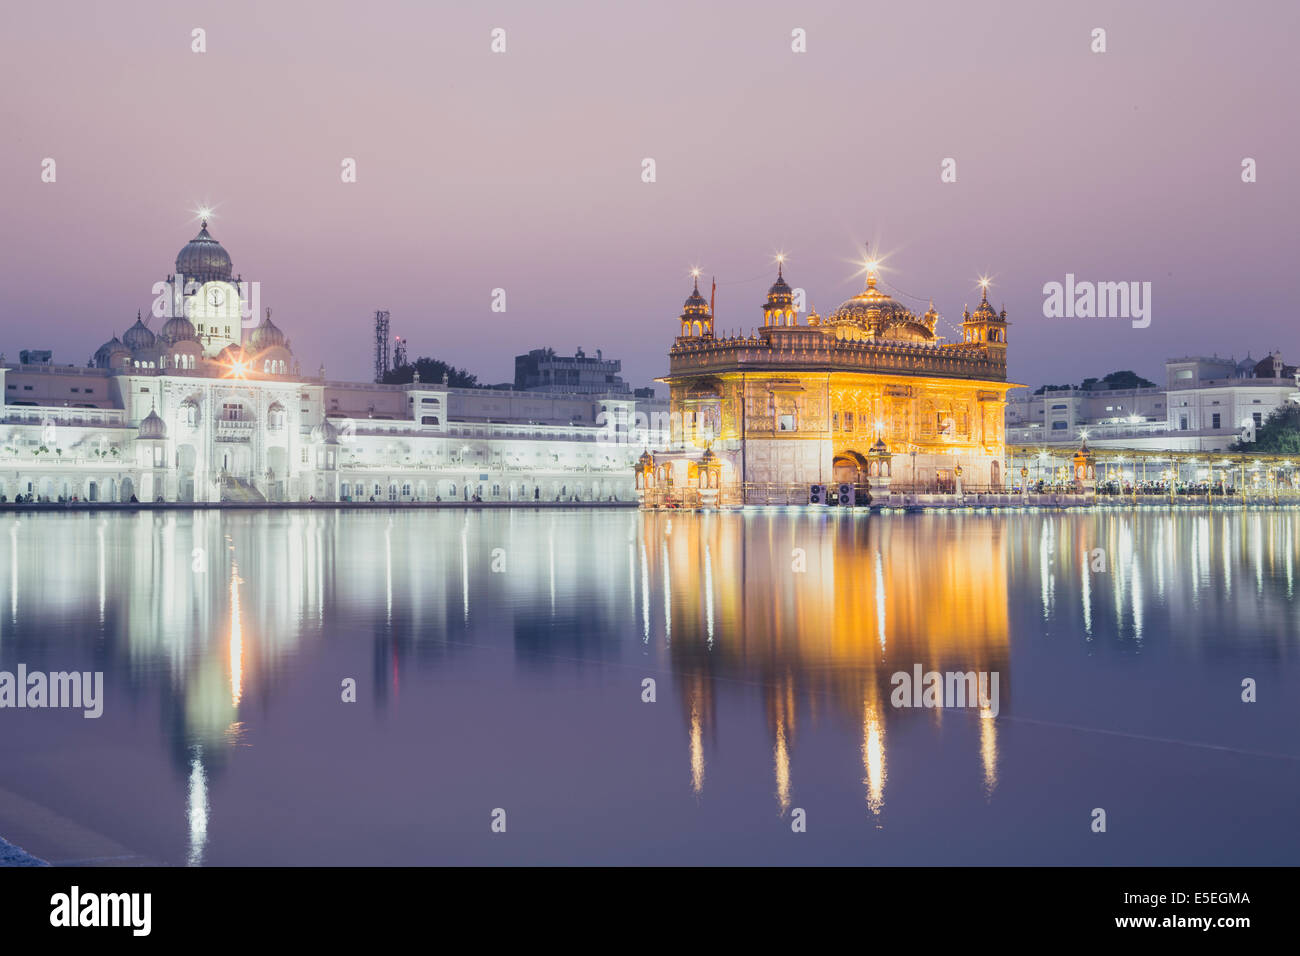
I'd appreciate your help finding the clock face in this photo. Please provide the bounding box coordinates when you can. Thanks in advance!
[207,287,225,308]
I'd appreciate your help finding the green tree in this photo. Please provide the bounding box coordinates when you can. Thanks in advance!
[383,357,479,388]
[1233,404,1300,453]
[1098,369,1156,390]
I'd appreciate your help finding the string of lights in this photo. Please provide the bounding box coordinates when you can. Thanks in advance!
[876,277,968,341]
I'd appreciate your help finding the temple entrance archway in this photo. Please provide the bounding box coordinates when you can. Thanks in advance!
[833,450,869,485]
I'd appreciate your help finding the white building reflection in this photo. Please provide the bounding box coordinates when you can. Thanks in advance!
[4,507,1299,851]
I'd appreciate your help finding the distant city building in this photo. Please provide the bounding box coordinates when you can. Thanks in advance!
[19,350,52,366]
[1007,353,1300,451]
[514,347,630,394]
[0,221,664,504]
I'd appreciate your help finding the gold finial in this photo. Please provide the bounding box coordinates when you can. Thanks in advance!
[862,242,881,290]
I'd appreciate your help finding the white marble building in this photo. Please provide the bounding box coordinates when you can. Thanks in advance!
[1007,354,1300,452]
[0,223,660,504]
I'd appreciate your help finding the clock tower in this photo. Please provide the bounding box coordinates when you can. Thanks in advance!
[174,219,244,356]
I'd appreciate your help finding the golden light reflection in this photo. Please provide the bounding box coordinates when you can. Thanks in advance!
[704,543,715,647]
[979,707,999,798]
[647,510,1012,803]
[773,716,791,814]
[862,699,886,816]
[689,703,705,795]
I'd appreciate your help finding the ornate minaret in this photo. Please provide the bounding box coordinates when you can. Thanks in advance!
[762,256,796,327]
[961,280,1009,356]
[678,270,713,339]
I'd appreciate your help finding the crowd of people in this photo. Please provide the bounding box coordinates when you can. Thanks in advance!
[1,493,143,504]
[1096,480,1239,496]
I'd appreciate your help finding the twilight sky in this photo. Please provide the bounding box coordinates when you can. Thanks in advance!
[1,0,1296,391]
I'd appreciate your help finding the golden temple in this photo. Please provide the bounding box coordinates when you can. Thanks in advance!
[639,255,1022,506]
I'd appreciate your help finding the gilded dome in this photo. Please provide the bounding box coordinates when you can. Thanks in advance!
[765,263,793,305]
[175,221,232,282]
[681,277,709,317]
[970,291,999,322]
[828,274,934,342]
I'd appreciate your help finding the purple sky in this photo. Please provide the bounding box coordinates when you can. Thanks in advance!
[1,0,1296,390]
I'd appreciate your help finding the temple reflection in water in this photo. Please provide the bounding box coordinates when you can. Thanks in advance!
[640,511,1012,810]
[3,507,1300,863]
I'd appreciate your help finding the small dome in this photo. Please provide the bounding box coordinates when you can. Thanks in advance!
[682,279,709,315]
[137,408,167,440]
[765,263,793,305]
[249,309,286,350]
[970,292,999,322]
[160,314,200,344]
[175,221,232,282]
[122,313,156,351]
[94,335,129,366]
[311,419,340,445]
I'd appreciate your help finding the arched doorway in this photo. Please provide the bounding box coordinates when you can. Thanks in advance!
[833,451,868,485]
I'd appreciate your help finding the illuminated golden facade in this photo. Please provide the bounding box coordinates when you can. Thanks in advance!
[642,258,1021,505]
